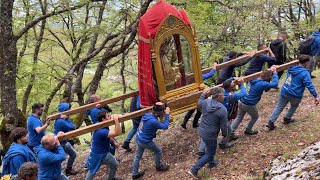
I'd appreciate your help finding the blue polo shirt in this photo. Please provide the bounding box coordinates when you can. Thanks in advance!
[91,128,110,154]
[27,114,45,147]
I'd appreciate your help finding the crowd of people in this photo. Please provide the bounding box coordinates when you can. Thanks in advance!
[0,29,320,180]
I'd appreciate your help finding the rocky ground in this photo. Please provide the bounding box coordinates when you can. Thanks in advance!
[65,73,320,180]
[265,141,320,180]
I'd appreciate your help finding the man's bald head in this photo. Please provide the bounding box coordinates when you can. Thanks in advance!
[41,135,56,150]
[89,94,101,103]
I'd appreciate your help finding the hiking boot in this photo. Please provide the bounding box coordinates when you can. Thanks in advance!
[196,152,205,159]
[66,169,78,176]
[132,171,145,180]
[188,170,199,179]
[229,134,239,141]
[244,130,258,135]
[207,160,219,169]
[283,117,295,124]
[219,142,234,149]
[156,164,170,171]
[121,141,132,152]
[180,124,187,129]
[266,122,276,130]
[192,123,199,128]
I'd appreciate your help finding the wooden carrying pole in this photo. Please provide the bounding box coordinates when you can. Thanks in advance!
[58,60,299,141]
[48,49,265,120]
[201,49,268,73]
[47,91,139,120]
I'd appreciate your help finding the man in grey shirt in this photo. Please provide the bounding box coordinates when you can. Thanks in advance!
[188,87,228,179]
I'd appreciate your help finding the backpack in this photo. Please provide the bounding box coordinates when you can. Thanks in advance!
[228,93,238,120]
[298,35,316,55]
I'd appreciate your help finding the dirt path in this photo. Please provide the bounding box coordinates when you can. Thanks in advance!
[69,77,320,180]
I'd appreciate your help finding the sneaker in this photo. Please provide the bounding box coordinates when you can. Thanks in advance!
[266,122,276,130]
[229,134,239,141]
[219,142,234,149]
[196,152,205,159]
[156,164,170,171]
[207,160,219,169]
[66,169,78,176]
[180,124,187,129]
[188,170,199,179]
[121,141,132,152]
[244,130,258,135]
[283,118,295,124]
[132,171,145,180]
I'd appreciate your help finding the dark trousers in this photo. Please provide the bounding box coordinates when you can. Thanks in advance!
[182,109,202,127]
[269,61,284,79]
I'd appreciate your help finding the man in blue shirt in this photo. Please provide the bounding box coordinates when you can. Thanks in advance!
[54,103,78,176]
[231,67,279,136]
[188,87,227,179]
[85,110,121,180]
[307,29,320,78]
[243,44,276,76]
[2,127,36,177]
[34,135,68,180]
[132,102,170,180]
[87,94,119,154]
[267,55,320,130]
[181,63,217,129]
[27,103,51,151]
[122,94,141,152]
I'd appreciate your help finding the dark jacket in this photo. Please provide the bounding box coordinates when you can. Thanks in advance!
[218,56,252,83]
[270,39,287,63]
[198,93,228,140]
[243,54,276,76]
[130,95,142,123]
[281,65,318,99]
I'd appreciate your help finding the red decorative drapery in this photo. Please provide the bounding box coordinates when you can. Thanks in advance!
[138,0,191,106]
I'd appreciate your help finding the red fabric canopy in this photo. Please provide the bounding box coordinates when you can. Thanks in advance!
[138,0,191,106]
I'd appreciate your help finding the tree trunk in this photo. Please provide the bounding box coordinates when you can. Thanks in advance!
[0,0,26,151]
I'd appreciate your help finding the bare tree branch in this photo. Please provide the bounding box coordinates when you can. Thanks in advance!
[15,2,87,40]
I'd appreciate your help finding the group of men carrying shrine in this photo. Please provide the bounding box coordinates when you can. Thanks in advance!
[1,29,320,180]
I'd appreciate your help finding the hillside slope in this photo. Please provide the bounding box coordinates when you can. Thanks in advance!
[69,73,320,180]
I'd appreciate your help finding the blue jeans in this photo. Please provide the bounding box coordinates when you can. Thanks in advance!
[62,142,77,170]
[85,152,119,180]
[125,119,140,142]
[132,141,162,176]
[231,101,259,133]
[219,121,232,145]
[269,93,301,123]
[192,138,217,174]
[57,174,69,180]
[198,138,205,153]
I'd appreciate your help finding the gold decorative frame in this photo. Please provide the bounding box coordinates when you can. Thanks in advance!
[151,15,203,113]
